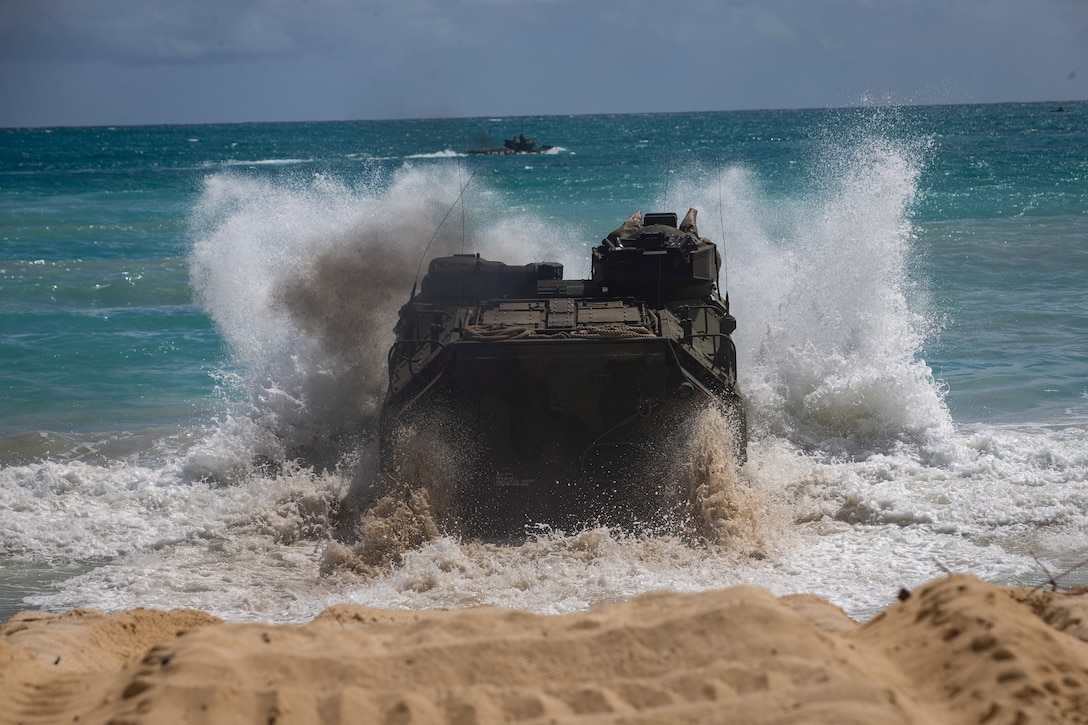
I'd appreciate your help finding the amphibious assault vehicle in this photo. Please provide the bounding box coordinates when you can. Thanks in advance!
[379,209,745,536]
[466,133,554,155]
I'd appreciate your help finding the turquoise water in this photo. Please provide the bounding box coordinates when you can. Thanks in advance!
[2,102,1086,622]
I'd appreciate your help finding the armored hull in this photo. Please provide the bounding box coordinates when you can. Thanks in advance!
[380,209,746,537]
[466,133,554,155]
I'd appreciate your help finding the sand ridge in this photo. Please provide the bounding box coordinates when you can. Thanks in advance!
[2,575,1088,724]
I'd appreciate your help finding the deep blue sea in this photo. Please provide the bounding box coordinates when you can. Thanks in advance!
[2,102,1086,623]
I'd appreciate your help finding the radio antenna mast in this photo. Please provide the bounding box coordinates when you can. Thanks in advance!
[717,156,730,306]
[410,166,477,299]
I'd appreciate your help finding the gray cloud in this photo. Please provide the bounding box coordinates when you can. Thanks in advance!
[1,1,333,63]
[1,0,1085,127]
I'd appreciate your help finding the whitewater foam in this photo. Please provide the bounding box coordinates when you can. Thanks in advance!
[7,119,1088,626]
[188,164,588,473]
[174,131,1088,619]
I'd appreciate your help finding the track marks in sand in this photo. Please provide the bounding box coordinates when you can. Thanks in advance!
[5,576,1088,723]
[0,608,220,725]
[859,575,1088,724]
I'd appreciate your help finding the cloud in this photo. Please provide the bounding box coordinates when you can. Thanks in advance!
[0,0,338,64]
[0,0,521,65]
[1,0,1085,127]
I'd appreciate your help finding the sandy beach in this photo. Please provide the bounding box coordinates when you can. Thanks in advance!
[4,574,1088,724]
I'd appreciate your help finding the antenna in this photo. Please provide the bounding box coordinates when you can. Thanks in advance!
[716,157,730,301]
[663,149,672,209]
[409,166,477,300]
[458,160,466,254]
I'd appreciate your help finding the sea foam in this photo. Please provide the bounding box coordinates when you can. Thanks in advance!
[11,120,1088,624]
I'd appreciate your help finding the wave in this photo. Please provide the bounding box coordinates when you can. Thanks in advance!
[406,149,466,159]
[6,118,1087,623]
[210,158,314,167]
[187,165,586,475]
[181,120,960,501]
[667,123,949,457]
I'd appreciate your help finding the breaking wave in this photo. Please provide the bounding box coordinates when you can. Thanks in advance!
[669,124,950,458]
[187,164,586,478]
[7,114,1088,626]
[182,122,951,572]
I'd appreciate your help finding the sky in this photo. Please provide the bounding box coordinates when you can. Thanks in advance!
[1,0,1085,128]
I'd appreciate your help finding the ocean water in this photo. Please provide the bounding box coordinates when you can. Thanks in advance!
[2,102,1086,623]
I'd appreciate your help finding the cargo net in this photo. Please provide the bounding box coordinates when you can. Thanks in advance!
[462,323,656,341]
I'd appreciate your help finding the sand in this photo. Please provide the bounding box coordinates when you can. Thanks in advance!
[3,574,1088,724]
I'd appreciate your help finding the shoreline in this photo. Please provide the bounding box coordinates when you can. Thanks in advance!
[3,574,1087,724]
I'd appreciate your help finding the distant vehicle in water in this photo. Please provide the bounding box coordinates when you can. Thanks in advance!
[467,133,554,155]
[378,209,746,538]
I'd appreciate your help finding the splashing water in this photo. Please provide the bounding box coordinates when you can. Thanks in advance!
[178,132,966,615]
[188,165,586,474]
[669,405,785,556]
[672,131,949,456]
[13,120,1087,625]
